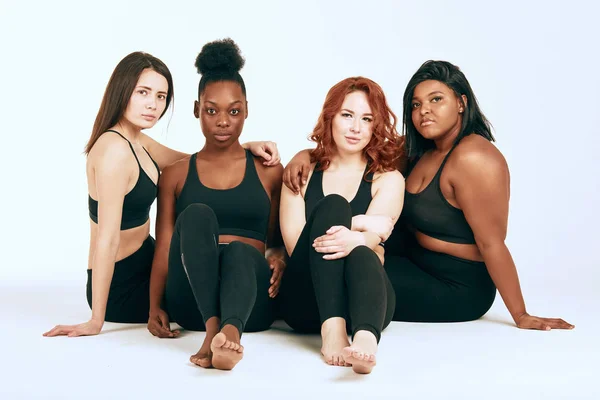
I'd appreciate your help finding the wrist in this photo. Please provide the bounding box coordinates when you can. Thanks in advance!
[513,311,529,324]
[90,317,104,329]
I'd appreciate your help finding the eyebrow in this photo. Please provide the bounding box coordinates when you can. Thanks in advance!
[136,85,168,95]
[341,108,373,116]
[204,100,243,106]
[412,91,445,100]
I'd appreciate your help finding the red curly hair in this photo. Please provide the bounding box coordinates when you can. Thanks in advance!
[309,77,406,176]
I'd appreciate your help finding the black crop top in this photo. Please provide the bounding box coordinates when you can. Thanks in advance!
[175,150,271,242]
[402,143,476,244]
[304,163,373,218]
[88,130,159,230]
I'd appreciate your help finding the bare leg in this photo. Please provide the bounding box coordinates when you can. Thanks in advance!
[342,330,377,374]
[211,324,244,371]
[320,317,351,367]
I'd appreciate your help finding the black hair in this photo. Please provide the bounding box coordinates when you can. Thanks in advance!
[195,38,246,98]
[402,60,494,158]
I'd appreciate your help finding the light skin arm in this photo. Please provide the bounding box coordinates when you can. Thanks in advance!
[454,149,573,330]
[313,170,405,259]
[44,141,132,337]
[242,141,281,166]
[147,164,180,338]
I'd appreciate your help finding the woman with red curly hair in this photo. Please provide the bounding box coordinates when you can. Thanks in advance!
[278,77,404,374]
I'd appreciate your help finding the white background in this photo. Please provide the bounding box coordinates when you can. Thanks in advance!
[1,0,598,291]
[1,2,598,398]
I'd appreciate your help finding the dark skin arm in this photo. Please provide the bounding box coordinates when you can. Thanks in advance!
[255,159,286,298]
[452,144,573,330]
[147,160,187,338]
[282,149,312,195]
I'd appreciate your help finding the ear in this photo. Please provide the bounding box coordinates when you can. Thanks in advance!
[245,100,249,120]
[458,94,468,113]
[193,100,200,119]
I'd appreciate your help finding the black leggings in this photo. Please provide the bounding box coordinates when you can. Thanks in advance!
[86,236,154,323]
[385,239,496,322]
[278,195,395,343]
[165,204,274,335]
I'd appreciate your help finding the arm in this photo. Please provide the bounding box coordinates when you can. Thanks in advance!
[140,132,189,171]
[262,164,286,298]
[454,149,573,330]
[44,141,132,337]
[147,164,181,338]
[313,170,405,258]
[282,149,312,195]
[242,141,281,166]
[279,173,308,256]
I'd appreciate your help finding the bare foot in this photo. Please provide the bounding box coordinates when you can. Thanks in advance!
[190,317,220,368]
[210,324,244,371]
[343,330,378,374]
[321,317,351,367]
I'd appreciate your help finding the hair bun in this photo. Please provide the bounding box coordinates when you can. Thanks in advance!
[195,38,245,75]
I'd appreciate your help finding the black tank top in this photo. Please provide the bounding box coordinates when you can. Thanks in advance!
[88,130,159,230]
[402,143,476,244]
[304,163,373,218]
[175,150,271,242]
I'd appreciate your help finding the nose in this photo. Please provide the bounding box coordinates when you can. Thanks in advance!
[350,117,361,134]
[146,97,157,110]
[216,113,230,128]
[419,102,430,115]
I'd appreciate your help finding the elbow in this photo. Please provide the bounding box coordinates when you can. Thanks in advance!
[475,237,506,255]
[95,233,121,255]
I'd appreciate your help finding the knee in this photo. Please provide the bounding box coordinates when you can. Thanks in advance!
[346,245,379,266]
[313,194,350,215]
[176,204,217,231]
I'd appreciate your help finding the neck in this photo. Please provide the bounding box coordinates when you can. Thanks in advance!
[200,140,245,159]
[329,149,367,171]
[433,120,462,154]
[113,120,142,144]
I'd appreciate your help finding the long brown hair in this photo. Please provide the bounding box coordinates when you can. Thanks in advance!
[84,52,174,154]
[309,77,405,176]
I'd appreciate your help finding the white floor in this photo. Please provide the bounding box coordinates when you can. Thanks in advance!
[4,280,597,400]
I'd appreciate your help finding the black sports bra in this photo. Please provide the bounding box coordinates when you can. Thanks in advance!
[88,130,159,230]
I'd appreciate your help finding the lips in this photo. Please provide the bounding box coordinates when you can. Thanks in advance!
[420,119,434,127]
[213,132,232,142]
[142,114,157,121]
[345,137,361,145]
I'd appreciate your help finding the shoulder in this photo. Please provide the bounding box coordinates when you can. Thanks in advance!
[160,155,191,186]
[89,132,133,168]
[254,156,284,180]
[373,169,405,188]
[451,134,508,179]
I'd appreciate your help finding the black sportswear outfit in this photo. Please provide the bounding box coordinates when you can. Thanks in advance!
[165,150,274,334]
[86,130,159,323]
[278,165,395,343]
[385,142,496,322]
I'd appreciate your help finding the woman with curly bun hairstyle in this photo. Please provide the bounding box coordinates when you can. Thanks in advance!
[147,38,285,371]
[278,77,404,374]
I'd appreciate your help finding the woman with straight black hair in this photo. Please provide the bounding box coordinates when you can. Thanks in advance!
[283,60,573,331]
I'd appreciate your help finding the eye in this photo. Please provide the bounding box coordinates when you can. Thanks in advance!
[230,109,240,115]
[138,89,148,95]
[158,94,166,100]
[206,108,216,115]
[411,102,420,109]
[431,96,442,103]
[362,117,373,123]
[341,112,352,118]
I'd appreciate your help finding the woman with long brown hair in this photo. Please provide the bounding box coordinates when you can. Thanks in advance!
[44,51,280,338]
[278,77,404,374]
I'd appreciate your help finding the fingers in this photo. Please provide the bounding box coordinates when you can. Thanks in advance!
[322,251,347,260]
[326,226,344,235]
[300,165,309,188]
[291,166,303,194]
[542,318,574,330]
[43,325,71,337]
[261,142,280,166]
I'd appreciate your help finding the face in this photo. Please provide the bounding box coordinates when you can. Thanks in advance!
[122,68,169,129]
[411,80,466,140]
[331,91,374,155]
[194,81,247,147]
